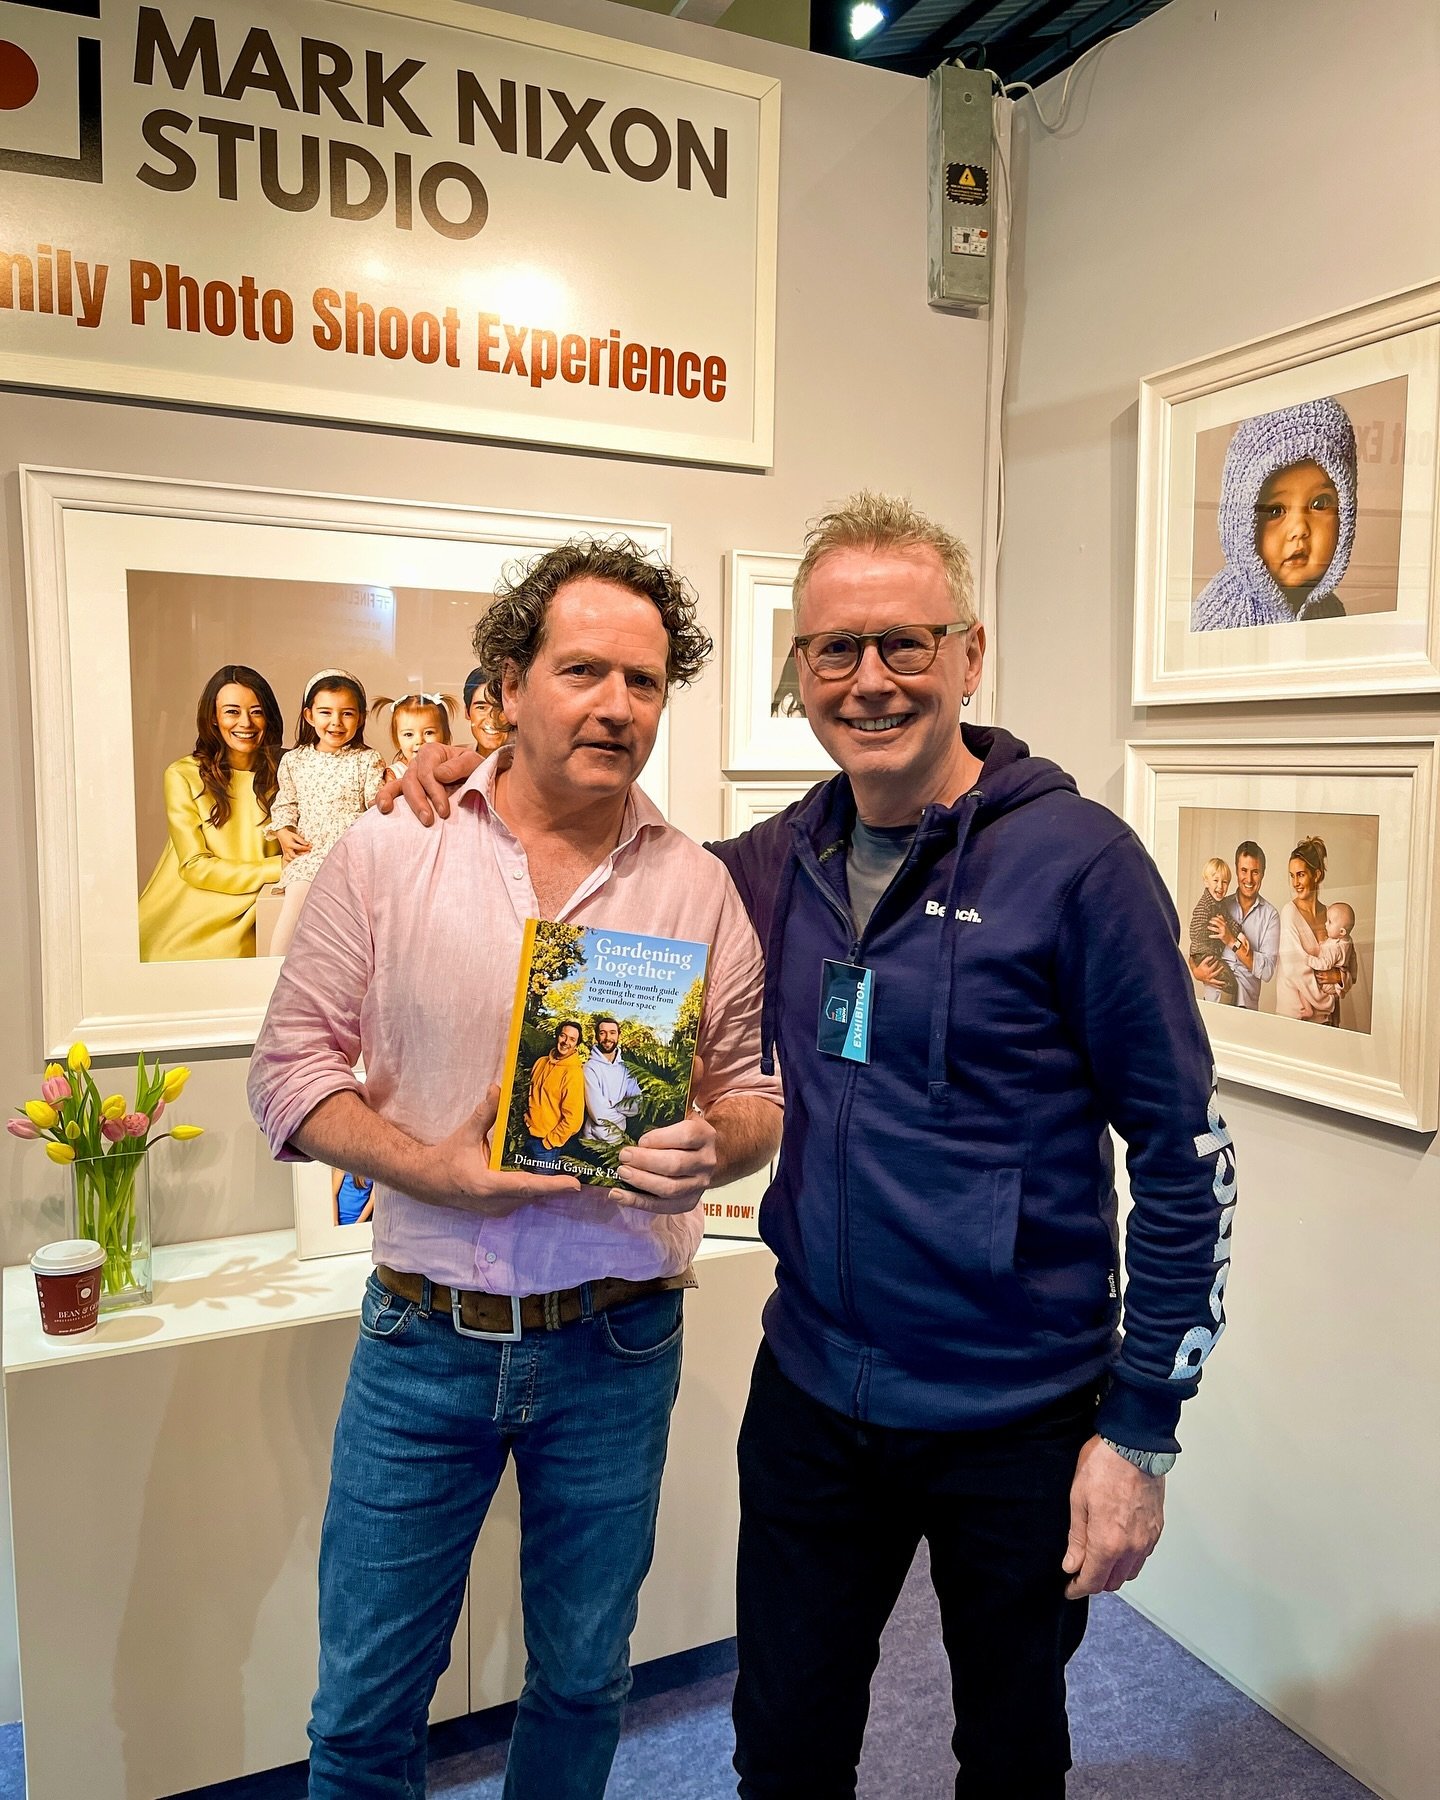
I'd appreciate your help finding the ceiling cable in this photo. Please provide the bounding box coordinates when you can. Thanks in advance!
[966,15,1141,133]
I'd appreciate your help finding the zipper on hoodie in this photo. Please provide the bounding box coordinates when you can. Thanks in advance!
[799,809,937,1334]
[796,852,865,1330]
[800,796,981,1339]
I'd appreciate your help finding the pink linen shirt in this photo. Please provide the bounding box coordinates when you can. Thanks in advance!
[248,752,780,1292]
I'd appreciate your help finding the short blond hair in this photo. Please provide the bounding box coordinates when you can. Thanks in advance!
[793,491,976,627]
[1203,857,1231,883]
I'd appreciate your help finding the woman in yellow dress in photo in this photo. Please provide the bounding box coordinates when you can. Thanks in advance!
[137,665,285,961]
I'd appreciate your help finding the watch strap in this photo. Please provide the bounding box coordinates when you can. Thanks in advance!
[1100,1436,1176,1478]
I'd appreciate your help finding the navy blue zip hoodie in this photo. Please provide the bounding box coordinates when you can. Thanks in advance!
[709,725,1234,1455]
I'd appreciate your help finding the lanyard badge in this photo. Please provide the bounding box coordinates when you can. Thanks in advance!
[818,960,874,1064]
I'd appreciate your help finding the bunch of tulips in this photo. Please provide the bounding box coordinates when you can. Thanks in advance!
[8,1043,203,1299]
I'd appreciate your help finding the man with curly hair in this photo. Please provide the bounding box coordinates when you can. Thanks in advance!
[250,539,782,1800]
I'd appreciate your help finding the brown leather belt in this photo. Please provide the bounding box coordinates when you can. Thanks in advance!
[376,1264,695,1339]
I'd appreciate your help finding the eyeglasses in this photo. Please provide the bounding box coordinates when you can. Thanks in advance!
[791,622,966,680]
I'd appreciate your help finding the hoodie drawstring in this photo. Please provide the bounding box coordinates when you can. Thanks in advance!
[758,847,800,1077]
[927,794,983,1108]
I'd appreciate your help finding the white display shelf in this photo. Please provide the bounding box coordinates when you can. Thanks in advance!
[1,1220,773,1798]
[2,1227,766,1375]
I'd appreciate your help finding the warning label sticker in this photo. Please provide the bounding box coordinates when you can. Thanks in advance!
[950,226,990,257]
[946,163,989,206]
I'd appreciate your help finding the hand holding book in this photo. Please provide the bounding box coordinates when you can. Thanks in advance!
[611,1104,717,1214]
[426,1083,581,1215]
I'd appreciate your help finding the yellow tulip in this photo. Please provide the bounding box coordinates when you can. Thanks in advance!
[162,1067,191,1101]
[44,1142,75,1165]
[67,1042,91,1071]
[44,1063,63,1082]
[65,1121,81,1142]
[101,1094,126,1120]
[170,1123,204,1141]
[24,1100,57,1130]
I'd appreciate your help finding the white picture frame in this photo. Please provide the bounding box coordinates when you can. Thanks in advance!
[723,550,837,775]
[293,1160,374,1262]
[1133,280,1440,705]
[21,466,672,1055]
[721,780,819,838]
[1124,738,1440,1131]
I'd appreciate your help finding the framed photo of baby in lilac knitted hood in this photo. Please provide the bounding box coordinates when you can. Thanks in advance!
[1133,281,1440,704]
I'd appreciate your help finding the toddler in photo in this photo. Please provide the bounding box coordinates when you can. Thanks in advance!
[1307,901,1355,989]
[1191,396,1357,632]
[377,692,457,779]
[1190,856,1239,1005]
[266,669,387,957]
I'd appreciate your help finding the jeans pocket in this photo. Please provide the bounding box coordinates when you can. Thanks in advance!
[358,1273,419,1343]
[597,1290,685,1362]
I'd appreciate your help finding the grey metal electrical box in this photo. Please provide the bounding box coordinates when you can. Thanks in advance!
[927,63,994,314]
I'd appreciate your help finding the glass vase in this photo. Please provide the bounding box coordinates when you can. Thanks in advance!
[69,1151,153,1310]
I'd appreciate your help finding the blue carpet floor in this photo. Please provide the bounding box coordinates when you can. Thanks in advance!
[3,1546,1378,1798]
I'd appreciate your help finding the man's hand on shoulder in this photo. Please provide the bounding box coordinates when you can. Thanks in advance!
[1061,1435,1165,1599]
[420,1084,581,1215]
[374,741,483,824]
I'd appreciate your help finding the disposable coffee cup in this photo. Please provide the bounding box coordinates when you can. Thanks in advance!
[30,1239,105,1339]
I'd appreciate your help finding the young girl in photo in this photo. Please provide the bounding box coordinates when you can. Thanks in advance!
[267,669,387,957]
[376,692,458,780]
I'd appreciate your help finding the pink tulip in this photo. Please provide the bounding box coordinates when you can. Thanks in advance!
[151,1099,165,1121]
[101,1118,127,1143]
[121,1112,149,1138]
[6,1118,40,1140]
[40,1075,72,1104]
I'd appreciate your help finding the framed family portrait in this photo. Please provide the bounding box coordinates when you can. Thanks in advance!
[723,550,836,774]
[1133,281,1440,704]
[293,1157,374,1261]
[1124,738,1440,1130]
[22,466,672,1055]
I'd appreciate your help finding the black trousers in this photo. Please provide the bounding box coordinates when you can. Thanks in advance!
[732,1341,1097,1800]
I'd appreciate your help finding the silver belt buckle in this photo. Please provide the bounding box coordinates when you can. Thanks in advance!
[450,1290,522,1342]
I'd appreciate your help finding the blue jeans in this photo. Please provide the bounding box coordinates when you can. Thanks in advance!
[523,1134,562,1169]
[309,1271,685,1799]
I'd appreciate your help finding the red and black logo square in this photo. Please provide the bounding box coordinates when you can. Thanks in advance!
[0,0,103,184]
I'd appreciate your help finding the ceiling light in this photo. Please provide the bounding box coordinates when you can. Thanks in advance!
[850,4,885,42]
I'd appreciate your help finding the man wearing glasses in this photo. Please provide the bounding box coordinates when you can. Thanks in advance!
[710,493,1231,1798]
[391,495,1233,1798]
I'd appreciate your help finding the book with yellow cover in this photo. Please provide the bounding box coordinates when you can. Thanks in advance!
[491,919,710,1186]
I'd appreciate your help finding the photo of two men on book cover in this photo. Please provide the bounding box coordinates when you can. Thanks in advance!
[492,920,710,1187]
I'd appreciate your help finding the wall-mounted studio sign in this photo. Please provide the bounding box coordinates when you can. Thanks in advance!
[0,0,780,466]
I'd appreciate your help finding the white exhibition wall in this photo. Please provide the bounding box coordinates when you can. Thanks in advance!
[0,0,994,1727]
[1000,1,1440,1795]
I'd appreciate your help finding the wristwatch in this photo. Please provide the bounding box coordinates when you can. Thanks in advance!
[1100,1437,1176,1478]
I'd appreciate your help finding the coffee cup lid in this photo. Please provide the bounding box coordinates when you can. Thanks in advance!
[30,1238,105,1275]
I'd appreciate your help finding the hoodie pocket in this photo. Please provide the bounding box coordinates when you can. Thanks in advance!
[987,1167,1035,1310]
[850,1157,1037,1345]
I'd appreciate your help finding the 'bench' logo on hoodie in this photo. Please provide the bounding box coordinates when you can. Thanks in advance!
[925,901,981,923]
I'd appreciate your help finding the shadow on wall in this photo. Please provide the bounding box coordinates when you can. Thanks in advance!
[1270,1615,1440,1800]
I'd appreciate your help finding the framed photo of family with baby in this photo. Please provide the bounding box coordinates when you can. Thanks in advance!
[1124,738,1440,1130]
[1132,280,1440,705]
[21,467,672,1055]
